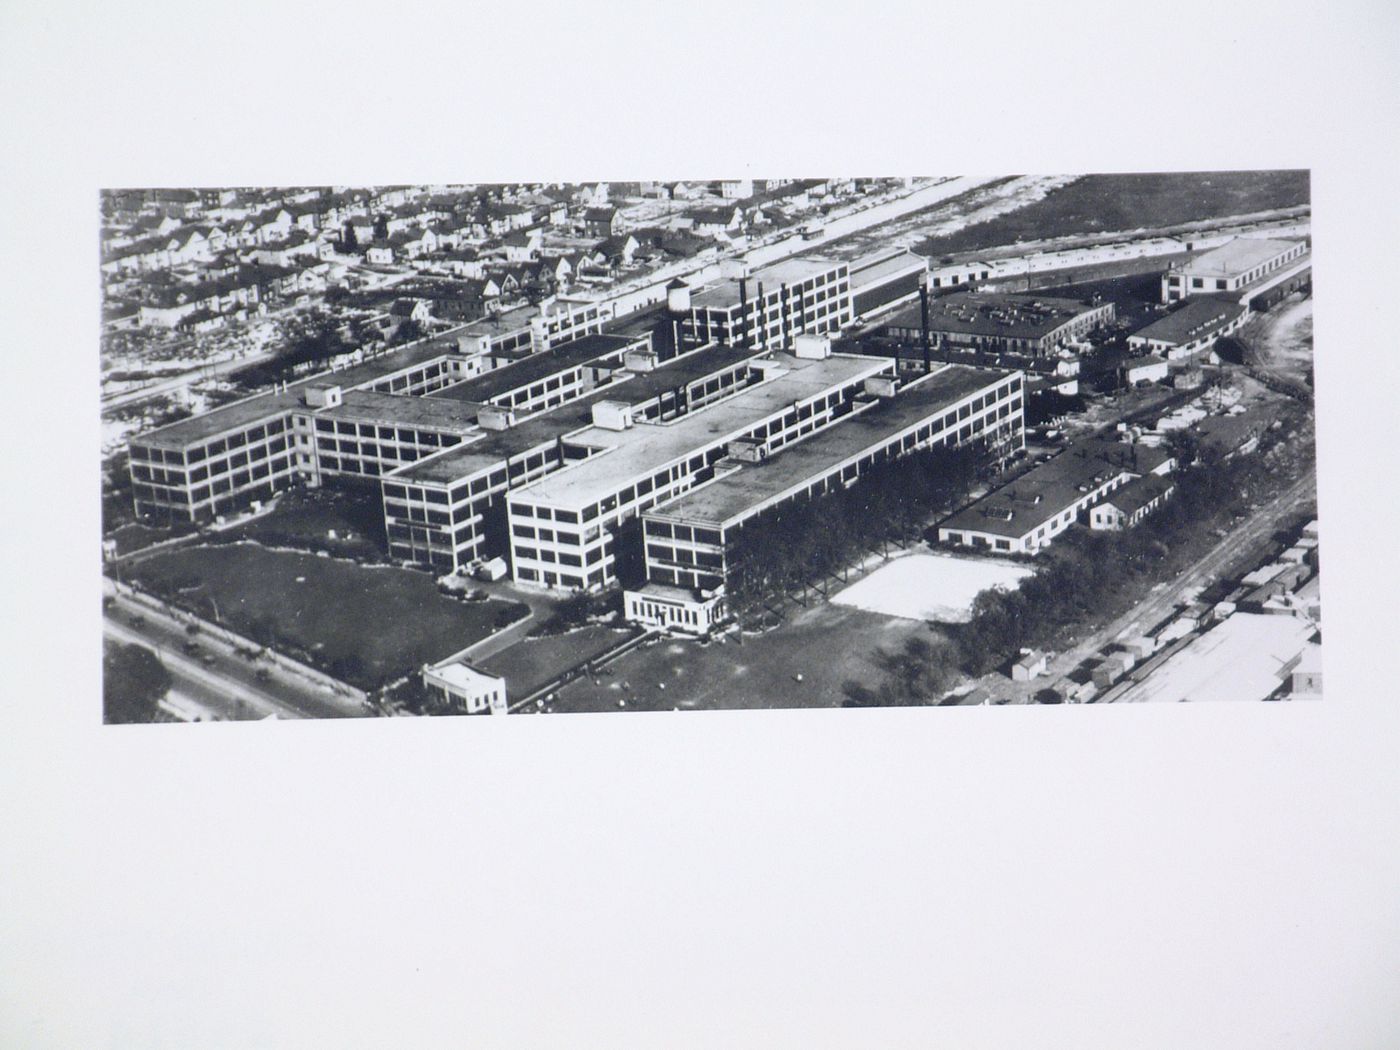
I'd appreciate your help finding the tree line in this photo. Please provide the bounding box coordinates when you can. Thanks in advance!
[843,443,1283,704]
[725,443,985,615]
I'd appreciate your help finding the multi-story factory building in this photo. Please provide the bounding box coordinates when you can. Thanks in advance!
[623,364,1024,632]
[680,257,852,351]
[504,338,893,592]
[380,342,762,573]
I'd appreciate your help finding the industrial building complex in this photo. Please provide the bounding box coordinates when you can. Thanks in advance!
[112,173,1315,720]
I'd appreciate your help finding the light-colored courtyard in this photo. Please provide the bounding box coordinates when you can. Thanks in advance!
[831,552,1035,623]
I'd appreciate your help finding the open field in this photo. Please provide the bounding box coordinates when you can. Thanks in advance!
[479,624,638,702]
[914,171,1311,258]
[546,603,930,713]
[124,542,527,690]
[831,552,1034,623]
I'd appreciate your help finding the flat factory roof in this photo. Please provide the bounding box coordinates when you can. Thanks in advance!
[1177,237,1302,278]
[1116,612,1314,704]
[511,353,891,510]
[940,437,1171,540]
[690,257,845,310]
[314,390,481,432]
[428,333,640,404]
[391,343,763,486]
[652,365,1007,528]
[134,332,469,449]
[1130,298,1246,346]
[849,251,927,289]
[885,291,1104,341]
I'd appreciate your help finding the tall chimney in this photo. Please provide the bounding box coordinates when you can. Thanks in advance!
[756,281,766,352]
[780,283,791,347]
[738,276,749,350]
[918,271,932,374]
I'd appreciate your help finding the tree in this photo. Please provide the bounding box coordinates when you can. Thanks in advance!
[103,641,172,723]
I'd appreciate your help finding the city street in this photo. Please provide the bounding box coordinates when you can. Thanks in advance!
[103,585,369,720]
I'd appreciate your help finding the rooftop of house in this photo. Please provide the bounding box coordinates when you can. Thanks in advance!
[1129,297,1247,345]
[508,352,891,511]
[648,365,1009,528]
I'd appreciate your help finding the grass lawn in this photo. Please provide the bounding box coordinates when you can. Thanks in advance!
[546,604,929,714]
[222,484,388,561]
[478,624,637,701]
[126,542,528,691]
[916,170,1310,258]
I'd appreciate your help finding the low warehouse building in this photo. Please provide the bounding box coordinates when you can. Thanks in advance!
[422,660,507,714]
[937,437,1173,555]
[1127,298,1247,361]
[884,291,1115,356]
[1161,237,1308,304]
[1088,474,1176,531]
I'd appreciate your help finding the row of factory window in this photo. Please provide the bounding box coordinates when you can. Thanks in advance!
[366,360,458,395]
[130,416,292,466]
[130,435,292,488]
[644,543,724,570]
[515,566,605,590]
[387,521,478,547]
[511,544,607,568]
[310,418,464,445]
[648,565,723,591]
[133,454,296,508]
[643,520,723,546]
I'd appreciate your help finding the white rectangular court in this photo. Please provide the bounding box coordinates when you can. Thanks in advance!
[832,552,1035,623]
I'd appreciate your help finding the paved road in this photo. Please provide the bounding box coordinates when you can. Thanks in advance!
[104,587,369,720]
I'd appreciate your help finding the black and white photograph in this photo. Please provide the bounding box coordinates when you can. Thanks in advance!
[101,172,1322,720]
[3,3,1397,1049]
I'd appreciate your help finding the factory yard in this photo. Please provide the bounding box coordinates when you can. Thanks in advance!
[831,551,1034,623]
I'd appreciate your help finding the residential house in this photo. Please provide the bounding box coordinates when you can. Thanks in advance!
[690,205,743,237]
[502,227,544,262]
[582,206,622,238]
[252,231,323,268]
[594,233,640,267]
[365,241,397,266]
[390,298,433,326]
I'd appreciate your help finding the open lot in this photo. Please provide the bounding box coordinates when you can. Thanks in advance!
[546,602,931,713]
[124,542,527,691]
[1242,294,1313,380]
[831,552,1034,623]
[914,171,1310,258]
